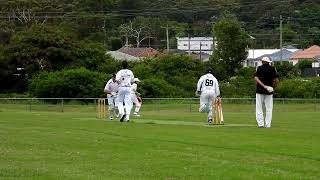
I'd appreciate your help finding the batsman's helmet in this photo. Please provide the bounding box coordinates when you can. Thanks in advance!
[206,67,214,74]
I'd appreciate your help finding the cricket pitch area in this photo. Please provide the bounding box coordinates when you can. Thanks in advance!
[0,102,319,179]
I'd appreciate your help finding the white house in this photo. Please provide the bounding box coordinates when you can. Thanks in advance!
[243,49,279,67]
[176,37,216,55]
[243,48,300,67]
[312,56,320,68]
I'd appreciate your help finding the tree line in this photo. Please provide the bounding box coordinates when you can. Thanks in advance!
[0,0,319,98]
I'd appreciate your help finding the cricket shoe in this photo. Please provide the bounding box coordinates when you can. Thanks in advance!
[125,117,130,122]
[133,112,140,117]
[208,118,213,124]
[109,117,113,120]
[119,115,125,122]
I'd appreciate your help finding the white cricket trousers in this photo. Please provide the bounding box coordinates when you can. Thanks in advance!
[107,94,117,118]
[115,87,132,119]
[131,93,141,113]
[256,93,273,128]
[200,90,216,119]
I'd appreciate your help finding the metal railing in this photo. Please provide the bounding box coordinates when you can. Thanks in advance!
[0,97,319,113]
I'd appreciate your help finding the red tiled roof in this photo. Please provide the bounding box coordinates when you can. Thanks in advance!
[118,47,160,58]
[290,45,320,60]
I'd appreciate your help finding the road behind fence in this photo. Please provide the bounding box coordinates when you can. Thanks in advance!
[0,98,319,113]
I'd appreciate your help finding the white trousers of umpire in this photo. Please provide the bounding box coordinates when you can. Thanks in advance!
[200,90,216,120]
[256,93,273,128]
[115,87,132,119]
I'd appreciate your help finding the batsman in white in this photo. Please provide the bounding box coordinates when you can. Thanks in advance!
[115,61,134,122]
[131,78,142,117]
[196,67,220,124]
[104,73,119,120]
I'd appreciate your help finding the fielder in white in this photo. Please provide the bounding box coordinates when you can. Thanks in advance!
[131,78,142,116]
[104,73,119,120]
[196,68,220,123]
[254,57,279,128]
[115,61,134,122]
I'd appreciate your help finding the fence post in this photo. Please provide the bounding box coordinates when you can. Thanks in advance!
[189,98,192,112]
[282,98,285,112]
[314,98,317,112]
[29,98,32,112]
[61,98,64,112]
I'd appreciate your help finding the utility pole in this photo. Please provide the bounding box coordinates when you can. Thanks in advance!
[199,42,202,61]
[165,25,169,53]
[125,33,129,47]
[280,15,283,61]
[161,25,170,53]
[103,19,106,47]
[188,33,191,55]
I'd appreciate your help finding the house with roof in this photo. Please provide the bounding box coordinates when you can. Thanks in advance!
[107,47,160,61]
[243,49,279,67]
[243,47,300,67]
[168,49,211,62]
[289,45,320,65]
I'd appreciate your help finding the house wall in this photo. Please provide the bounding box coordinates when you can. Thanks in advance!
[289,60,299,65]
[177,37,214,54]
[312,62,320,68]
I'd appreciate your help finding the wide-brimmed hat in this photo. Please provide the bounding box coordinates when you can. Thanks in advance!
[261,57,272,63]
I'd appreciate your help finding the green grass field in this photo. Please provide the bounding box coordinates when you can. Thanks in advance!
[0,103,319,179]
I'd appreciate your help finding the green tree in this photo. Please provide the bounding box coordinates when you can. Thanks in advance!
[274,61,298,79]
[296,60,312,71]
[212,13,250,77]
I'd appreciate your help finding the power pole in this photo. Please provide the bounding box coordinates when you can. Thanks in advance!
[161,25,170,53]
[166,25,169,53]
[200,41,202,61]
[280,15,283,61]
[103,19,106,47]
[188,33,191,55]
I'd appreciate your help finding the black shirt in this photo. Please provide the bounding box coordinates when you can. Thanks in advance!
[255,64,278,94]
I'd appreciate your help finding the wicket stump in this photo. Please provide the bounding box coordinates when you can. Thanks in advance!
[97,98,107,119]
[213,97,224,125]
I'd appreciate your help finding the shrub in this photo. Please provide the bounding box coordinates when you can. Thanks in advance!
[275,78,320,98]
[29,68,108,98]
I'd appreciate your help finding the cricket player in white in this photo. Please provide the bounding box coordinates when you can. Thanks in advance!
[196,68,220,123]
[104,74,119,120]
[131,78,142,116]
[115,61,134,122]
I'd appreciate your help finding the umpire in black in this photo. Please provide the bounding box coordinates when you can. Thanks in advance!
[254,57,279,128]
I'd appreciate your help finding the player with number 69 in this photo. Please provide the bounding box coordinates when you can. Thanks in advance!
[195,68,220,124]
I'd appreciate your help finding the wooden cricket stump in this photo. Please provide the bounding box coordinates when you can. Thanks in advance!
[213,97,224,125]
[97,98,107,119]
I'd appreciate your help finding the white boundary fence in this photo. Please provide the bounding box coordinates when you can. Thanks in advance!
[0,98,319,113]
